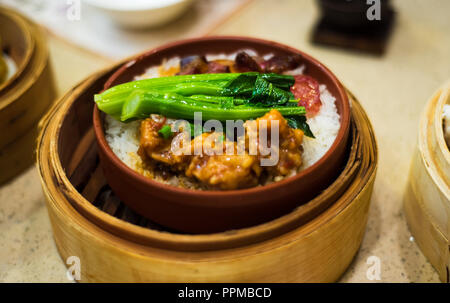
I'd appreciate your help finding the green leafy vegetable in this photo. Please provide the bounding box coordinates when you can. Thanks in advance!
[248,75,293,107]
[95,72,315,138]
[95,73,241,117]
[120,90,306,123]
[260,73,295,89]
[221,72,295,97]
[221,73,256,97]
[158,125,173,139]
[286,116,315,138]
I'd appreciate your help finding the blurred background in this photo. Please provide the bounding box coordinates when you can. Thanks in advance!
[0,0,449,282]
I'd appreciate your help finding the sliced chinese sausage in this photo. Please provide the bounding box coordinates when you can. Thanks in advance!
[207,61,230,73]
[233,51,262,72]
[178,56,231,74]
[263,54,303,74]
[290,75,322,117]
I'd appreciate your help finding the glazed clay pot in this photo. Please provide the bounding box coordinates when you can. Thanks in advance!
[93,36,350,233]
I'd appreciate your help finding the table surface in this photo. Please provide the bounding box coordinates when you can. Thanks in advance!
[1,0,449,282]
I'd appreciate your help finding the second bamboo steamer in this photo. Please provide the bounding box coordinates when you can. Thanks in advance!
[0,6,56,184]
[404,81,450,283]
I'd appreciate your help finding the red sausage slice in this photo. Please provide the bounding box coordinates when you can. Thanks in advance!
[290,75,322,117]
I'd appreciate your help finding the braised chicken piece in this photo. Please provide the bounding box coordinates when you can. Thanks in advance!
[185,133,261,190]
[138,110,303,189]
[137,118,189,171]
[273,127,304,176]
[245,109,304,176]
[138,122,263,189]
[186,153,261,190]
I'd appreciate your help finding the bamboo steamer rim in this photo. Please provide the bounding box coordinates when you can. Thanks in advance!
[0,6,35,100]
[0,30,49,111]
[37,63,378,253]
[419,80,450,199]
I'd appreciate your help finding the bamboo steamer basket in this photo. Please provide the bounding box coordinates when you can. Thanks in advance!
[0,6,56,184]
[37,63,377,282]
[404,81,450,283]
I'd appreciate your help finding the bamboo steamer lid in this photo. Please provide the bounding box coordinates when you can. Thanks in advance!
[37,64,378,282]
[404,81,450,283]
[0,6,56,184]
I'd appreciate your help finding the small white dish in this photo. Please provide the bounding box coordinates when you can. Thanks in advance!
[84,0,194,29]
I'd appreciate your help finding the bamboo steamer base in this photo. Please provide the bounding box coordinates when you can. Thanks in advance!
[47,177,374,282]
[404,174,449,283]
[38,68,377,282]
[45,167,375,282]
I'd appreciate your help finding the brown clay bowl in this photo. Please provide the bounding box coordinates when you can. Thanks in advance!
[93,36,350,233]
